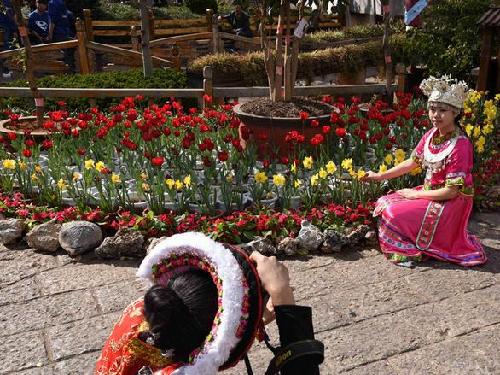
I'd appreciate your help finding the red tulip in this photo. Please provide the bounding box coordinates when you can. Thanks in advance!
[151,156,165,167]
[311,119,319,127]
[22,149,32,157]
[335,127,347,138]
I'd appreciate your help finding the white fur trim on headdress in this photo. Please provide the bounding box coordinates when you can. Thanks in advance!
[137,232,244,375]
[419,75,469,109]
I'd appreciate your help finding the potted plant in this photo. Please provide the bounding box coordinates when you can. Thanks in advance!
[233,0,333,158]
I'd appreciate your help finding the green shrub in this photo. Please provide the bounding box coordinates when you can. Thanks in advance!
[403,0,492,82]
[189,35,405,85]
[1,68,188,112]
[185,0,218,15]
[93,1,197,21]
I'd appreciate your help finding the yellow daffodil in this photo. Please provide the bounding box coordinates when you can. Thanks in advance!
[410,166,422,176]
[319,168,328,180]
[464,124,474,137]
[255,171,268,184]
[175,180,183,190]
[183,175,191,187]
[34,164,42,174]
[273,173,286,187]
[18,161,27,171]
[356,169,366,180]
[57,179,67,190]
[326,160,337,174]
[394,149,406,163]
[72,172,82,181]
[384,154,393,165]
[165,178,175,189]
[475,136,486,154]
[141,172,148,180]
[290,162,297,174]
[473,126,481,139]
[84,159,95,170]
[95,161,105,173]
[2,159,15,170]
[111,173,121,184]
[379,164,388,173]
[482,124,494,135]
[31,173,38,181]
[341,158,352,171]
[310,173,319,186]
[142,183,151,192]
[294,179,302,189]
[303,156,313,169]
[495,93,500,101]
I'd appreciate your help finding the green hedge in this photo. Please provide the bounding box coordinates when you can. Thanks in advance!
[92,1,198,21]
[189,35,406,86]
[1,68,188,112]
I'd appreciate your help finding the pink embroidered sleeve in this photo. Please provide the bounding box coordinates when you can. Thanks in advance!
[411,129,432,165]
[444,138,473,187]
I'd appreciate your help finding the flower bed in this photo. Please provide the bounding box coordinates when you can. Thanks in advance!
[0,91,497,248]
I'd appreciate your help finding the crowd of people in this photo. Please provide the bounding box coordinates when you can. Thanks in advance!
[0,0,75,77]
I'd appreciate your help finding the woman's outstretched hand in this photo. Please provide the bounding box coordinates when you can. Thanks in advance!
[362,171,384,182]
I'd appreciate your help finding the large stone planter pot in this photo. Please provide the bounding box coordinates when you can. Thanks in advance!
[233,103,331,158]
[0,116,51,140]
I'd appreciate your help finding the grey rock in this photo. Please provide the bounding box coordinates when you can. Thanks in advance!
[244,237,276,256]
[277,236,300,256]
[95,228,144,259]
[297,220,325,253]
[347,225,371,243]
[145,236,168,254]
[321,229,348,253]
[0,219,24,244]
[59,221,103,256]
[26,220,62,252]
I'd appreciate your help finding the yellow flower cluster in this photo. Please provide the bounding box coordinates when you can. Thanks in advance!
[254,171,268,184]
[273,173,286,187]
[394,149,406,165]
[2,160,16,170]
[303,156,313,169]
[165,176,191,191]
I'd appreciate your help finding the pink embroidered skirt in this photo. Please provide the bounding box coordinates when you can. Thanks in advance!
[374,189,486,267]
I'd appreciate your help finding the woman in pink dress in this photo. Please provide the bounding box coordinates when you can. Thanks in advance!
[364,76,486,267]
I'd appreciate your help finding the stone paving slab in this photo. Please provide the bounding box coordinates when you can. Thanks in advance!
[1,212,498,374]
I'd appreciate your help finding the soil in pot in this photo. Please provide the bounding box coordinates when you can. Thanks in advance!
[235,97,334,159]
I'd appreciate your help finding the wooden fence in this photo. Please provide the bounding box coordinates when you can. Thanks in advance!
[0,65,401,110]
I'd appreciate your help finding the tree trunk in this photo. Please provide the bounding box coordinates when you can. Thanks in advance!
[139,0,153,78]
[272,0,286,102]
[382,0,393,105]
[12,0,43,127]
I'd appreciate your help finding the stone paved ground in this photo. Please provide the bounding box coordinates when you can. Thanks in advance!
[1,212,499,375]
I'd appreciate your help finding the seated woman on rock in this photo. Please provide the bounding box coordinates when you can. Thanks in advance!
[95,232,323,374]
[364,76,486,267]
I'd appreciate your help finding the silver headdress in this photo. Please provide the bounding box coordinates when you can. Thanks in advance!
[419,75,469,110]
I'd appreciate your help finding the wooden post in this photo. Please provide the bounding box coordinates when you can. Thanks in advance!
[83,9,94,42]
[76,19,90,74]
[396,63,406,93]
[476,28,492,91]
[203,66,213,109]
[139,0,153,77]
[148,8,155,40]
[272,0,286,102]
[212,14,219,54]
[206,9,214,32]
[382,0,393,104]
[12,0,43,127]
[131,26,139,52]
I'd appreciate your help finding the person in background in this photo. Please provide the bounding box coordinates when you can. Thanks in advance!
[219,1,253,38]
[48,0,75,72]
[28,0,51,44]
[0,0,17,78]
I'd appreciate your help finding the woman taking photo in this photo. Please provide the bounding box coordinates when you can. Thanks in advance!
[364,76,487,267]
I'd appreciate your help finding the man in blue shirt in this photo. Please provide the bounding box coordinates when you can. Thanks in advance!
[28,0,51,44]
[48,0,75,72]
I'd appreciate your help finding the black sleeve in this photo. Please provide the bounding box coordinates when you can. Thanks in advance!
[274,305,321,375]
